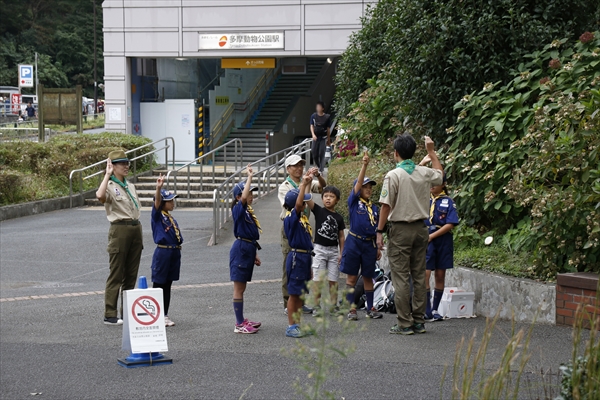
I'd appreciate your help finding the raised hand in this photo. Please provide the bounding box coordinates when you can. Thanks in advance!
[425,136,435,154]
[105,158,114,176]
[308,166,319,176]
[302,171,313,186]
[246,163,254,177]
[156,173,164,188]
[362,150,370,166]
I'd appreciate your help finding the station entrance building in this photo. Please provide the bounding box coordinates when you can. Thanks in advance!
[102,1,376,160]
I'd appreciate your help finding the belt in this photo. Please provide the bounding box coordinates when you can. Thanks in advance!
[111,219,140,226]
[349,231,375,241]
[391,220,424,224]
[237,237,262,250]
[290,248,312,254]
[157,244,181,249]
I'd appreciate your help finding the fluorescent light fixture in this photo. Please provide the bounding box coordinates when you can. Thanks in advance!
[327,57,333,64]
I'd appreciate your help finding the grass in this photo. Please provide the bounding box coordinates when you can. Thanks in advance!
[454,244,534,279]
[0,132,155,206]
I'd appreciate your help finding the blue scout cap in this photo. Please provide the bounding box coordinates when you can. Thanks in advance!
[284,188,312,209]
[233,181,258,197]
[160,189,178,201]
[353,177,377,187]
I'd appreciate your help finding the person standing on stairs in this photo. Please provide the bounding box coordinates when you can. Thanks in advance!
[279,155,326,315]
[310,101,331,174]
[96,150,143,326]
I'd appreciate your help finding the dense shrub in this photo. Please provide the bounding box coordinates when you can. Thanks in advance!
[0,133,155,205]
[336,0,599,144]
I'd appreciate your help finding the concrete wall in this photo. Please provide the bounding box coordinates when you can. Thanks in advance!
[103,0,377,133]
[270,61,337,152]
[445,267,556,324]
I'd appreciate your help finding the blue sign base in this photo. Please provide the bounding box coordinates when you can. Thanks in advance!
[117,352,172,368]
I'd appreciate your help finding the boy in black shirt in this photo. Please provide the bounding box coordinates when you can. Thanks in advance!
[308,186,345,315]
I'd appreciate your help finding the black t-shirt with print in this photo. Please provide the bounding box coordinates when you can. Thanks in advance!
[310,113,331,137]
[313,203,345,247]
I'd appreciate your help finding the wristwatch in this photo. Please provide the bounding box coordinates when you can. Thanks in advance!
[376,229,386,234]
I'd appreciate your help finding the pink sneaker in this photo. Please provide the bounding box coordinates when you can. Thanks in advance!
[244,318,262,329]
[234,322,258,334]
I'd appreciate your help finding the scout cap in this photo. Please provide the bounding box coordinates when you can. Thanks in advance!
[160,189,178,201]
[108,149,129,163]
[285,155,306,168]
[284,188,312,209]
[354,177,377,187]
[233,181,258,197]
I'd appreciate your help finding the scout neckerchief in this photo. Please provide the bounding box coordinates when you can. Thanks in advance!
[286,176,310,217]
[396,160,416,175]
[359,197,376,226]
[110,175,139,209]
[161,210,182,244]
[285,210,313,237]
[247,205,262,233]
[429,190,448,225]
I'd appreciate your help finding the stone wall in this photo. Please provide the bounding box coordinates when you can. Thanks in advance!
[445,266,556,324]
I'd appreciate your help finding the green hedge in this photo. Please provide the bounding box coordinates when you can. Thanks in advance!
[0,133,155,206]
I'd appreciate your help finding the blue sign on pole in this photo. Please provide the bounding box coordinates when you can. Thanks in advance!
[19,65,34,88]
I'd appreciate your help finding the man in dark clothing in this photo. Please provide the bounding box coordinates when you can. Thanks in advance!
[310,101,331,173]
[25,102,36,120]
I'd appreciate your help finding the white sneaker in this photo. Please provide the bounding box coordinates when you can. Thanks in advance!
[164,316,175,327]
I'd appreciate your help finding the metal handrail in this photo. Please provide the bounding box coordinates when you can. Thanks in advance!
[210,138,312,245]
[164,138,243,199]
[68,137,175,208]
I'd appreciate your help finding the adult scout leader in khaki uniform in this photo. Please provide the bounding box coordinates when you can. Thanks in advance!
[96,150,143,325]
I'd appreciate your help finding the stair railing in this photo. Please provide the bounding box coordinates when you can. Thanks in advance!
[164,138,242,198]
[210,138,311,245]
[68,137,175,208]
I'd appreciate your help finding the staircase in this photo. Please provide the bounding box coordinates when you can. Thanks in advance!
[214,130,266,163]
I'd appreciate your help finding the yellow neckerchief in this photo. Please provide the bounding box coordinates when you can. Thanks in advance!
[429,191,448,225]
[285,210,313,237]
[161,210,182,243]
[359,197,376,226]
[247,205,262,233]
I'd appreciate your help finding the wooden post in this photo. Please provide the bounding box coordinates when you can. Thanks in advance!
[38,84,45,142]
[76,85,83,134]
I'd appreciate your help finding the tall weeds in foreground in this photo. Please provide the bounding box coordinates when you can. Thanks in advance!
[558,297,599,400]
[445,313,535,399]
[283,277,358,400]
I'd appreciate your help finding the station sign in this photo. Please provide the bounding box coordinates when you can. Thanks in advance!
[222,58,276,69]
[19,65,34,88]
[199,32,284,50]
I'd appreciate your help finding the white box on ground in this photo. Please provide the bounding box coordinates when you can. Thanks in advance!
[122,289,168,354]
[439,288,475,318]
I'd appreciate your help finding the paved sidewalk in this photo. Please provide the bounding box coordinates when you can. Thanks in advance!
[0,193,578,399]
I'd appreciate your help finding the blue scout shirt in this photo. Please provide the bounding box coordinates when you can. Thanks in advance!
[232,201,260,241]
[425,195,460,232]
[284,208,314,251]
[348,190,379,238]
[151,206,183,245]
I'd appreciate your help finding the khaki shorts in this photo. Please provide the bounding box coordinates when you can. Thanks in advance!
[312,244,340,282]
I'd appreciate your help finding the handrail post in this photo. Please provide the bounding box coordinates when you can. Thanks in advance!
[187,165,191,199]
[165,138,168,170]
[235,139,238,172]
[69,177,73,209]
[133,149,137,178]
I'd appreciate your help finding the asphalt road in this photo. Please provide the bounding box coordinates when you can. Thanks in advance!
[0,194,578,399]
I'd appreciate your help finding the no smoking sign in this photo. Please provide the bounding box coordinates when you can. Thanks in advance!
[132,296,161,326]
[122,289,168,354]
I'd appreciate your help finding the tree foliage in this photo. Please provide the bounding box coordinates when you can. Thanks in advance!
[0,0,103,97]
[335,0,600,144]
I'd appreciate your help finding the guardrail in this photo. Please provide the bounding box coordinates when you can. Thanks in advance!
[210,138,312,245]
[164,139,243,198]
[0,127,57,142]
[68,137,175,208]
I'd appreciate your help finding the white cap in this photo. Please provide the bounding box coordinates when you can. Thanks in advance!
[284,154,306,168]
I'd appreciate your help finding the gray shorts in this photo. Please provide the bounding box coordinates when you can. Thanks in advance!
[312,244,340,282]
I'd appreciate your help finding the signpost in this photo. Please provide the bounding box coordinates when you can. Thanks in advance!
[18,65,34,88]
[38,84,83,141]
[118,276,172,368]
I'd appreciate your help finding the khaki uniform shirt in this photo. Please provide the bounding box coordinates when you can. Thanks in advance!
[103,180,141,222]
[278,178,322,220]
[379,166,443,222]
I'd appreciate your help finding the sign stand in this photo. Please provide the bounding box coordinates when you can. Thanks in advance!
[117,276,173,368]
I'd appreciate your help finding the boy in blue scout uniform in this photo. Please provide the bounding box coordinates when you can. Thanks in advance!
[230,165,263,334]
[151,174,183,327]
[283,172,315,338]
[340,151,383,321]
[419,160,460,321]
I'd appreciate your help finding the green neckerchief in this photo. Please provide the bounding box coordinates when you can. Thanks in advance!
[396,160,416,175]
[110,175,139,209]
[286,176,299,189]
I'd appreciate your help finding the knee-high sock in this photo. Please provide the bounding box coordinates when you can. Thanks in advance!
[432,288,444,312]
[426,289,432,316]
[233,298,244,325]
[365,289,374,310]
[346,284,355,308]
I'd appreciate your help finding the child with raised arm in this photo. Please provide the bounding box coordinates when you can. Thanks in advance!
[283,171,315,338]
[340,151,383,321]
[229,165,262,334]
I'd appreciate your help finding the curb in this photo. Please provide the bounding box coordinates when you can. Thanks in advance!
[0,189,97,221]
